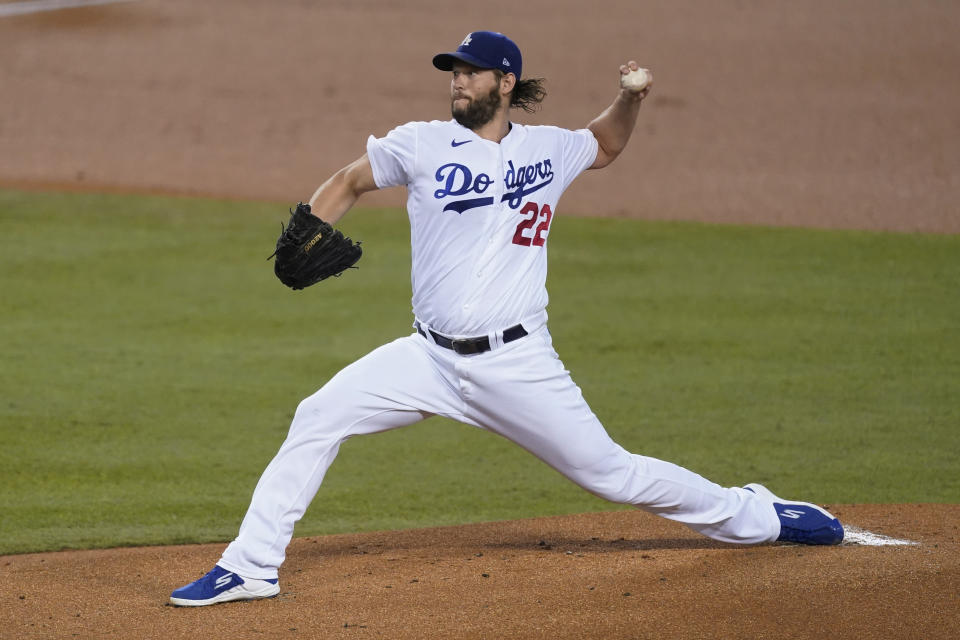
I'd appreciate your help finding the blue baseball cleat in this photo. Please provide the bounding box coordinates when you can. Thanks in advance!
[745,483,844,545]
[169,565,280,607]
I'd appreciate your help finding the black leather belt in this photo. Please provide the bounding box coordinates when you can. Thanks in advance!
[416,322,528,355]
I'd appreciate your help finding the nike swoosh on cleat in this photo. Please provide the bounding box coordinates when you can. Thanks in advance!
[451,139,471,147]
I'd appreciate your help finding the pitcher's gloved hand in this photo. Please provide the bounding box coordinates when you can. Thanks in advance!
[269,203,362,289]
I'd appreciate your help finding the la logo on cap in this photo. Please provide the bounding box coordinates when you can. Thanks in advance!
[461,34,473,47]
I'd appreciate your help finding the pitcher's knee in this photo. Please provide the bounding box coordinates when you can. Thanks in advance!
[589,478,639,504]
[289,392,345,438]
[572,457,648,505]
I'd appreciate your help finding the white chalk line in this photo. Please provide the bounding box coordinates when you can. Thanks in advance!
[841,525,919,546]
[0,0,138,18]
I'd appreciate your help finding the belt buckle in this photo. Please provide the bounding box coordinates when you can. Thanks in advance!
[451,338,485,355]
[450,338,473,355]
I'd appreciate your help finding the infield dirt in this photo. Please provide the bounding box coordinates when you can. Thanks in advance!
[3,507,958,639]
[1,1,957,638]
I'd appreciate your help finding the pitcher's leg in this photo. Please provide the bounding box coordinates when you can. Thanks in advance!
[219,397,426,579]
[220,336,462,579]
[462,330,780,544]
[575,447,780,544]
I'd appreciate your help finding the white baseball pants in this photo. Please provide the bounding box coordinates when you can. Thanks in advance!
[219,326,780,579]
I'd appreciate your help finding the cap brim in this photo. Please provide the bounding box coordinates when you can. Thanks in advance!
[432,52,495,71]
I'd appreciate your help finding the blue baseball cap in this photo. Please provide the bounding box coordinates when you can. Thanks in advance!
[432,31,522,78]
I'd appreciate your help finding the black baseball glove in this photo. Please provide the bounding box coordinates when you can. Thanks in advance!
[269,202,362,290]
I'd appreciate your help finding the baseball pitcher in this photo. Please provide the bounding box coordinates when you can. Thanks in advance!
[171,31,843,607]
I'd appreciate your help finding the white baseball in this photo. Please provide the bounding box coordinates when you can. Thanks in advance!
[620,67,651,92]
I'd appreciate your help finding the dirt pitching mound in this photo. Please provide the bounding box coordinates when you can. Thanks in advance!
[3,506,958,639]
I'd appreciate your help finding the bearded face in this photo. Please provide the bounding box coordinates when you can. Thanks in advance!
[451,81,503,130]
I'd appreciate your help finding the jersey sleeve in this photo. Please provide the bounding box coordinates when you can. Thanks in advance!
[366,122,419,189]
[558,127,599,191]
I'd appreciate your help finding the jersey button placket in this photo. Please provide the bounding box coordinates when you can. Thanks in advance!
[477,143,505,281]
[465,144,498,303]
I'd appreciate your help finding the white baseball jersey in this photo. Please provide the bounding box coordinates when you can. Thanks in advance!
[366,120,598,336]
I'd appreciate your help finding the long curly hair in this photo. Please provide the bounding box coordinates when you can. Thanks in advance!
[494,71,547,113]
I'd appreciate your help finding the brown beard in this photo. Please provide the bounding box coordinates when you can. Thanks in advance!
[451,83,502,130]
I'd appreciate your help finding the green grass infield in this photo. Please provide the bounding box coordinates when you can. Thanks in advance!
[1,189,957,554]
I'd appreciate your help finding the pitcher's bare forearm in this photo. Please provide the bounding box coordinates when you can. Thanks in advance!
[587,61,652,169]
[308,154,379,224]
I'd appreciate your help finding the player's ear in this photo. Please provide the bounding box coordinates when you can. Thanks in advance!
[500,72,517,95]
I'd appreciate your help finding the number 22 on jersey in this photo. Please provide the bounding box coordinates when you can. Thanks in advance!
[512,201,553,247]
